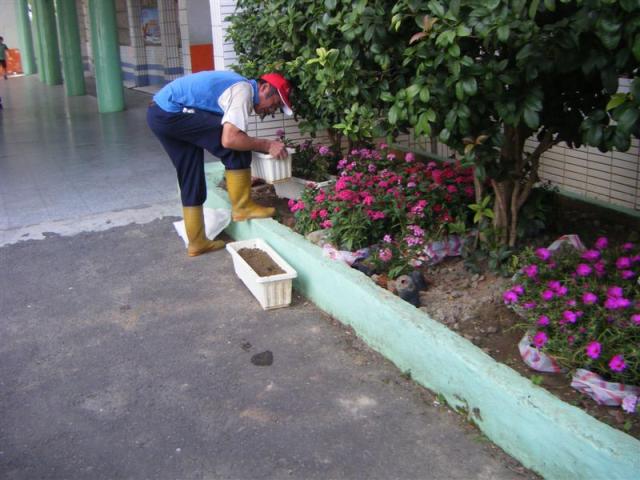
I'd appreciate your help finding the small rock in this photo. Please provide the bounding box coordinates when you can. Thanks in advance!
[251,351,273,366]
[463,334,473,340]
[386,279,397,294]
[305,230,329,246]
[479,275,485,282]
[451,323,460,330]
[450,290,463,299]
[471,273,480,282]
[487,326,498,334]
[419,306,430,315]
[471,281,478,289]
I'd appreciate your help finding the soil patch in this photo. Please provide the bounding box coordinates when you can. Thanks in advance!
[237,247,285,277]
[234,180,640,439]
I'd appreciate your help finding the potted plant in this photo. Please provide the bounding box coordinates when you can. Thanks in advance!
[273,132,339,200]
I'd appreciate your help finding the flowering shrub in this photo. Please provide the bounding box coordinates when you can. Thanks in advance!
[505,238,640,386]
[289,144,475,273]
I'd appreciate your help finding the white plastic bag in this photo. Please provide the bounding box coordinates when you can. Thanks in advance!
[173,208,231,248]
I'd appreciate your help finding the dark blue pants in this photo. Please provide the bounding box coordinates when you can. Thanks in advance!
[146,104,251,206]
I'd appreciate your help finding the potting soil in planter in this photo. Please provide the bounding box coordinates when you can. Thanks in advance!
[237,248,285,277]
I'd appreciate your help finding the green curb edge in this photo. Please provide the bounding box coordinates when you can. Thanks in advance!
[205,162,640,479]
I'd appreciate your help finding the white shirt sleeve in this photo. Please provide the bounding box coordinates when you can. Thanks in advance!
[218,82,254,133]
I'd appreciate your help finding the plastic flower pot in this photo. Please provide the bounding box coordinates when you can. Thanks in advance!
[250,148,295,184]
[226,238,298,310]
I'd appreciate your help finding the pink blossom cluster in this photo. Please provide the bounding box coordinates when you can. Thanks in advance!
[505,237,639,387]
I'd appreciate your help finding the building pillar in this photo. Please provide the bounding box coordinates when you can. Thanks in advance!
[126,0,147,86]
[31,0,46,81]
[87,0,125,112]
[158,0,182,81]
[55,0,86,96]
[34,0,63,85]
[16,0,37,75]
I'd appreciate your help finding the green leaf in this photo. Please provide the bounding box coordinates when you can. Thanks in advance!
[461,77,477,96]
[416,111,432,136]
[406,84,421,99]
[389,105,400,125]
[427,0,445,17]
[528,0,540,19]
[419,86,431,103]
[497,25,510,42]
[448,44,461,57]
[324,0,337,9]
[633,34,640,62]
[606,94,627,111]
[543,0,556,11]
[523,108,540,129]
[616,107,639,133]
[455,82,465,101]
[456,25,472,37]
[516,44,534,62]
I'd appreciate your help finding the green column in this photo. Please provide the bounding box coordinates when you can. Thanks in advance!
[88,0,124,113]
[16,0,37,75]
[30,0,45,81]
[55,0,85,96]
[35,0,63,85]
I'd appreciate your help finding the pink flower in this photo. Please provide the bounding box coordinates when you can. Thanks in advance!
[379,248,392,262]
[608,286,624,298]
[379,143,388,150]
[387,153,396,161]
[537,315,550,326]
[512,284,525,295]
[594,261,606,277]
[616,257,632,269]
[566,299,577,307]
[575,263,592,277]
[320,219,332,229]
[318,209,328,219]
[383,234,392,243]
[622,395,638,414]
[532,331,548,348]
[362,194,374,206]
[621,270,635,280]
[548,280,562,291]
[523,301,537,309]
[595,237,609,250]
[541,290,555,301]
[562,310,578,324]
[556,285,568,297]
[523,264,538,278]
[581,249,601,262]
[631,313,640,325]
[405,152,415,163]
[622,242,635,251]
[582,292,598,305]
[447,185,458,194]
[503,290,519,304]
[585,341,601,359]
[535,248,552,261]
[609,355,626,372]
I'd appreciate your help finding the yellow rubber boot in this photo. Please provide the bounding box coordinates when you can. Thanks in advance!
[225,169,275,221]
[183,206,225,257]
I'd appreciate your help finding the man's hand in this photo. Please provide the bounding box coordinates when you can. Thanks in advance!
[269,140,288,159]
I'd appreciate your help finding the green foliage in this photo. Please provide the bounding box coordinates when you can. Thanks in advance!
[227,0,408,143]
[391,0,640,167]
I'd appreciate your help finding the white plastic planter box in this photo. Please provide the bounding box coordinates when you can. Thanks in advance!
[226,238,298,310]
[273,176,336,200]
[251,148,294,183]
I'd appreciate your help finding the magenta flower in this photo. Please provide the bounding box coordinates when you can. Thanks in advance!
[562,310,578,324]
[532,331,548,348]
[318,209,328,219]
[535,248,552,261]
[556,285,568,297]
[607,286,624,298]
[575,263,592,276]
[537,315,550,326]
[616,257,632,269]
[379,248,392,262]
[523,264,538,278]
[595,237,609,250]
[405,152,415,163]
[523,301,537,309]
[320,219,332,229]
[582,292,598,305]
[604,297,620,310]
[581,249,601,262]
[585,341,602,359]
[631,314,640,325]
[621,270,635,280]
[566,299,577,307]
[503,291,519,304]
[512,284,525,295]
[622,242,635,251]
[622,395,638,414]
[318,145,330,156]
[594,261,606,277]
[383,234,392,243]
[387,153,396,161]
[379,143,388,150]
[548,280,561,291]
[609,355,626,372]
[541,290,555,301]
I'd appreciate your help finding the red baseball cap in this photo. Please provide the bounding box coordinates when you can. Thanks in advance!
[260,73,293,116]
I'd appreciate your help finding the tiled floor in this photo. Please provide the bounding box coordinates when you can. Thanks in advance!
[0,76,188,233]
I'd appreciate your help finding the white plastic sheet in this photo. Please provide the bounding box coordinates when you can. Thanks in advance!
[173,208,231,248]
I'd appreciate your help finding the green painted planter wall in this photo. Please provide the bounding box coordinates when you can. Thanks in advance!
[204,162,640,479]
